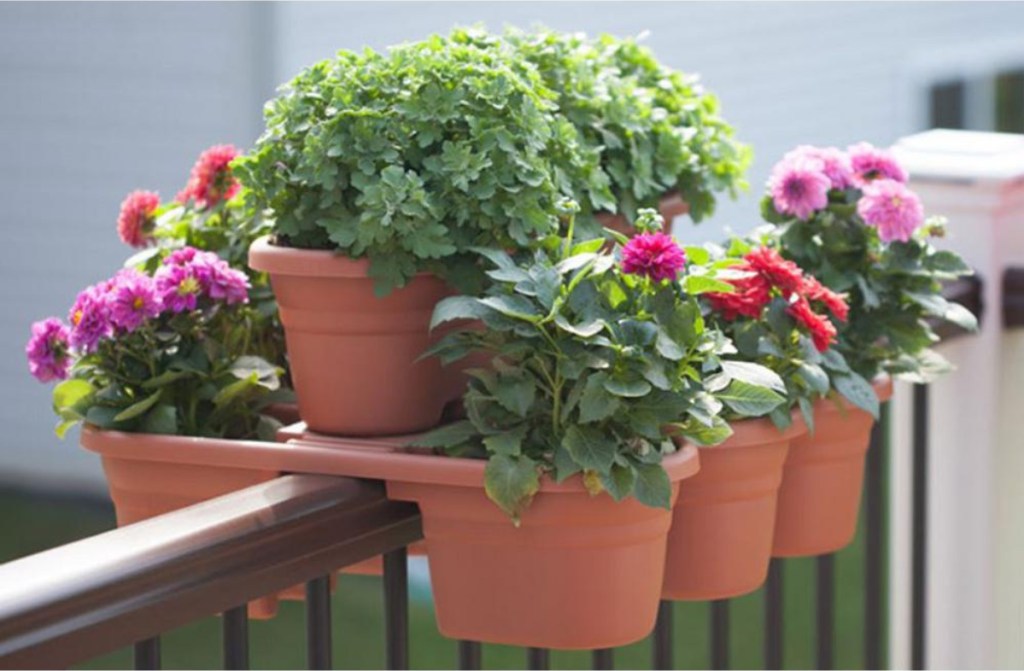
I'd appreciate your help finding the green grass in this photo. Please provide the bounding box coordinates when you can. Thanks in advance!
[0,489,884,669]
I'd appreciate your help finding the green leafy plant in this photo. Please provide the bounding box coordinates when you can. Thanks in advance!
[234,28,593,295]
[503,28,751,227]
[762,143,977,382]
[414,204,782,521]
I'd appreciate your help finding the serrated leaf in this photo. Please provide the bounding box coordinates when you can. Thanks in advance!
[430,296,488,330]
[483,425,527,457]
[675,415,733,446]
[410,420,478,449]
[578,372,621,423]
[479,295,542,322]
[633,462,672,509]
[797,361,830,395]
[717,379,786,417]
[493,375,536,417]
[720,360,786,393]
[484,455,540,523]
[798,396,815,434]
[141,404,178,435]
[600,464,636,501]
[554,315,604,338]
[832,373,879,419]
[562,425,617,473]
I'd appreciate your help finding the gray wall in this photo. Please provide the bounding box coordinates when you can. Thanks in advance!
[2,2,1023,491]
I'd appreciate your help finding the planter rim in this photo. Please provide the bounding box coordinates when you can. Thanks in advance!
[248,236,438,280]
[80,424,700,493]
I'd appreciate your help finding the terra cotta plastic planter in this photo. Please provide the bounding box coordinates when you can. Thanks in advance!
[383,446,700,649]
[663,416,805,601]
[772,377,894,557]
[249,237,450,436]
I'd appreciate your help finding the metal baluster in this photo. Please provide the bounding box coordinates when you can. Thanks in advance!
[764,559,784,670]
[306,575,333,670]
[222,605,250,670]
[592,648,614,670]
[816,555,835,670]
[710,600,729,670]
[384,548,410,670]
[652,600,674,670]
[133,637,161,670]
[865,403,889,669]
[457,641,482,670]
[912,384,929,670]
[527,647,549,670]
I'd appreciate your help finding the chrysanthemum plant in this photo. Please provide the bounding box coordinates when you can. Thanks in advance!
[702,239,872,429]
[116,146,286,374]
[762,143,977,382]
[502,28,751,226]
[413,203,784,521]
[27,249,288,440]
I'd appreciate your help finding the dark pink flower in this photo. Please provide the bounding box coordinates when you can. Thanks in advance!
[857,179,924,243]
[621,232,687,282]
[848,142,908,186]
[26,318,71,382]
[768,157,831,220]
[117,190,160,248]
[108,270,161,332]
[783,145,854,191]
[176,144,241,209]
[68,285,112,352]
[155,263,203,313]
[164,247,199,266]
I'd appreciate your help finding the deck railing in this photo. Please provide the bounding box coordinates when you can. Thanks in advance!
[0,275,996,671]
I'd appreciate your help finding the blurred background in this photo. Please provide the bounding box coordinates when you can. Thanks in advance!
[1,3,1022,669]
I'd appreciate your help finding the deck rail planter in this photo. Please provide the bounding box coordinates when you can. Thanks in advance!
[663,415,805,601]
[772,377,894,557]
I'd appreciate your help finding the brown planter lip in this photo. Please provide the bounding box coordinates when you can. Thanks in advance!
[249,236,440,280]
[80,424,700,494]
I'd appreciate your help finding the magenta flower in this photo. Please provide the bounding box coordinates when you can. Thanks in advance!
[768,157,831,220]
[68,285,111,352]
[784,145,854,190]
[26,318,72,382]
[108,270,161,331]
[155,263,204,313]
[857,179,924,243]
[117,190,160,248]
[205,263,250,304]
[164,247,199,266]
[622,233,687,282]
[176,144,241,209]
[848,142,908,186]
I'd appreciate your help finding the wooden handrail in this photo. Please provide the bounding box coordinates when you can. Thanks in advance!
[0,475,422,669]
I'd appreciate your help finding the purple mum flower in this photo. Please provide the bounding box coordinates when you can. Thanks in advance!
[108,269,161,332]
[190,251,250,304]
[155,263,203,313]
[783,145,854,191]
[164,247,199,267]
[26,318,72,382]
[621,232,687,282]
[68,284,112,352]
[848,142,908,186]
[857,179,924,243]
[768,156,831,220]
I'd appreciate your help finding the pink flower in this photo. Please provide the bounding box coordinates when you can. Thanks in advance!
[155,263,204,313]
[768,157,831,220]
[117,190,160,248]
[164,247,199,266]
[848,142,908,186]
[26,318,71,382]
[108,270,161,332]
[176,144,241,209]
[204,262,250,304]
[783,145,854,191]
[621,233,687,282]
[857,179,924,243]
[68,285,112,352]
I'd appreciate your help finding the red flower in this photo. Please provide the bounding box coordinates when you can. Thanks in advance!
[707,273,772,320]
[788,297,838,352]
[803,276,849,322]
[176,144,241,209]
[117,190,160,248]
[621,233,687,282]
[744,247,805,295]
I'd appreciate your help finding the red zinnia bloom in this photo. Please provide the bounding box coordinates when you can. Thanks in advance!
[117,190,160,248]
[621,233,687,282]
[788,297,838,352]
[803,276,849,322]
[176,144,241,209]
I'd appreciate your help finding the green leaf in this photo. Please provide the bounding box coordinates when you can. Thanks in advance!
[484,455,540,523]
[906,292,978,331]
[562,425,617,473]
[676,416,733,446]
[479,295,542,322]
[683,274,736,295]
[212,374,258,408]
[798,396,815,434]
[604,376,652,398]
[655,328,685,361]
[720,360,786,393]
[52,379,95,414]
[578,373,621,423]
[85,405,122,429]
[683,245,711,265]
[483,425,528,457]
[492,375,536,417]
[717,379,785,417]
[430,296,488,330]
[141,404,178,435]
[230,356,280,390]
[633,463,672,509]
[832,373,879,419]
[141,369,193,390]
[409,420,478,448]
[600,463,636,501]
[113,390,162,422]
[796,361,830,395]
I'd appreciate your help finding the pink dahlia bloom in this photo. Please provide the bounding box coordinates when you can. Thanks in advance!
[768,157,831,220]
[164,247,199,266]
[117,190,160,248]
[26,318,71,382]
[848,142,908,186]
[857,179,924,243]
[176,144,241,209]
[155,263,204,313]
[203,261,250,304]
[108,270,161,332]
[621,232,687,282]
[68,284,112,352]
[783,145,854,191]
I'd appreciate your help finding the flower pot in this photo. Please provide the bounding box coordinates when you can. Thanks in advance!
[595,191,689,236]
[663,416,805,601]
[383,447,700,649]
[772,377,894,557]
[82,426,306,619]
[249,237,451,436]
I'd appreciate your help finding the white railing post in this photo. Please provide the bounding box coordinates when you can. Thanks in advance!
[891,130,1024,669]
